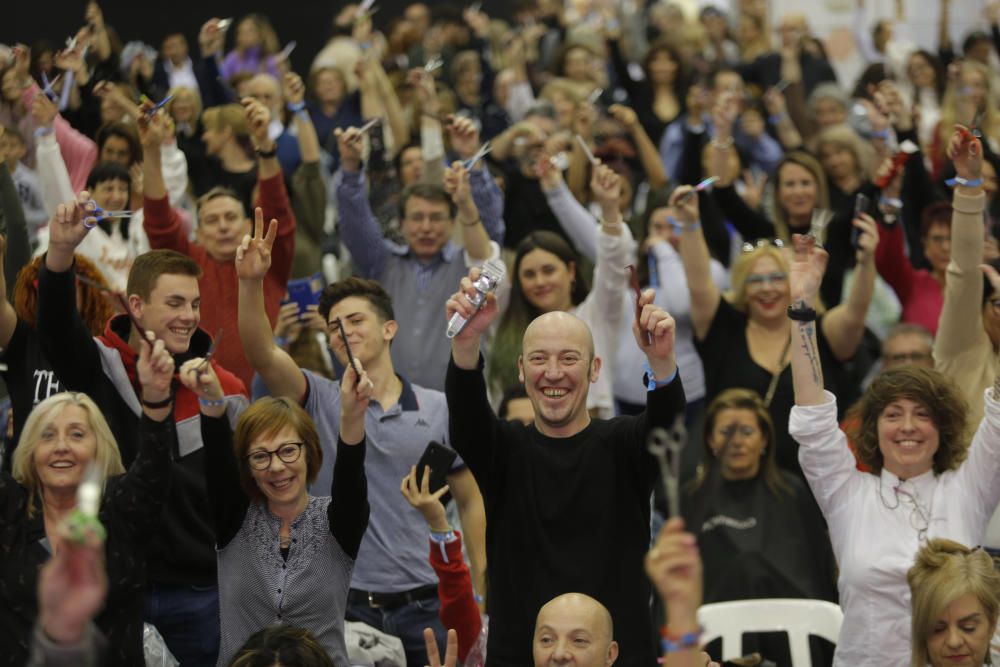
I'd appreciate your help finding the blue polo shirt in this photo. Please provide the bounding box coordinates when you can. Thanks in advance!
[302,369,461,592]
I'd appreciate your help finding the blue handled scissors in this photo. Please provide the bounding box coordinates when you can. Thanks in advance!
[84,200,134,228]
[140,93,173,118]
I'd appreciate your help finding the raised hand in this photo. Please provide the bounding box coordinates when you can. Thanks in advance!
[608,103,639,132]
[740,169,768,211]
[789,233,828,306]
[37,522,107,645]
[241,97,272,149]
[235,207,278,281]
[424,628,458,667]
[446,115,481,162]
[711,92,739,140]
[31,93,58,130]
[136,330,175,404]
[400,465,451,531]
[947,124,983,182]
[199,19,225,57]
[634,288,677,375]
[179,354,226,417]
[446,267,499,343]
[49,192,97,256]
[334,126,364,171]
[853,212,879,264]
[137,105,167,149]
[339,357,374,437]
[535,152,564,190]
[443,161,473,209]
[590,161,622,215]
[668,185,701,226]
[645,518,702,629]
[283,72,305,106]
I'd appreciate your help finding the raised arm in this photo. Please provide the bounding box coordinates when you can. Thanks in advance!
[334,126,390,278]
[0,158,32,301]
[447,116,505,244]
[822,213,878,361]
[178,358,251,548]
[540,157,598,262]
[30,96,75,217]
[139,109,190,254]
[327,358,371,559]
[236,209,308,402]
[788,235,827,407]
[672,187,721,341]
[609,104,668,190]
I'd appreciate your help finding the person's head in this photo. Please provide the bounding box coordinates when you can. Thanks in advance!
[709,67,745,101]
[499,386,535,425]
[700,6,730,43]
[195,187,250,262]
[539,78,583,131]
[246,73,283,117]
[963,31,993,65]
[232,398,321,508]
[983,258,1000,348]
[727,242,791,324]
[161,32,189,66]
[908,539,1000,667]
[319,277,397,367]
[872,19,894,52]
[773,151,828,233]
[405,3,431,36]
[513,231,587,316]
[15,255,114,336]
[849,367,968,479]
[881,323,935,370]
[1,67,23,104]
[96,122,142,167]
[166,86,202,126]
[85,161,131,213]
[776,12,808,50]
[398,183,457,261]
[642,38,683,90]
[920,202,953,276]
[0,124,25,169]
[807,83,849,130]
[394,143,424,186]
[201,103,252,157]
[907,50,943,95]
[236,14,279,55]
[12,392,124,517]
[947,60,991,114]
[533,593,618,667]
[309,67,347,106]
[557,43,596,84]
[124,250,203,353]
[518,312,599,437]
[815,124,873,184]
[228,625,336,667]
[451,50,483,95]
[697,388,785,491]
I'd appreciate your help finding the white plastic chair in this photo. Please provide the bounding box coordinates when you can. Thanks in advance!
[698,598,843,667]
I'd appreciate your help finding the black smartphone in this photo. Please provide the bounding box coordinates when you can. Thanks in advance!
[851,193,871,248]
[415,441,458,493]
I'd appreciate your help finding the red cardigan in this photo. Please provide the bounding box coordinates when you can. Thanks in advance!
[143,173,296,387]
[874,220,943,336]
[429,531,483,663]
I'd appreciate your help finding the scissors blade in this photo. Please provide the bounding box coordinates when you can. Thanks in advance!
[463,142,491,169]
[575,134,598,165]
[198,328,224,371]
[75,273,114,293]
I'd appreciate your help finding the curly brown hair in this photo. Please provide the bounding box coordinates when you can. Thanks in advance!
[849,367,970,475]
[15,255,115,335]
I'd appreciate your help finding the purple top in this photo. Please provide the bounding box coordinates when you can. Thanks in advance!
[219,45,280,81]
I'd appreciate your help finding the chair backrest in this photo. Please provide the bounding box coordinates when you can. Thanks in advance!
[698,598,843,666]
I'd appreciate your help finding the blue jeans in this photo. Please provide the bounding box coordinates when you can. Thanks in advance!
[347,596,447,667]
[144,583,220,666]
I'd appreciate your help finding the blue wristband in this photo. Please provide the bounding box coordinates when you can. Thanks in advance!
[945,176,983,188]
[286,101,306,113]
[199,397,225,408]
[643,363,678,392]
[667,215,701,235]
[660,628,702,653]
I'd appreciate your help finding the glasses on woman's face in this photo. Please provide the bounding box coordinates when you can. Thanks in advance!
[744,271,788,288]
[990,299,1000,313]
[741,238,785,253]
[246,442,304,470]
[716,423,758,439]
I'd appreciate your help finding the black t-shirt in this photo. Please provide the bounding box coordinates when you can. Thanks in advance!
[1,319,63,469]
[695,300,847,478]
[501,168,569,250]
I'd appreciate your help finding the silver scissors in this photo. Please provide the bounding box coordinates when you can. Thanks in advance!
[196,328,224,373]
[83,201,134,229]
[575,134,598,165]
[463,141,492,170]
[424,57,444,73]
[647,415,686,518]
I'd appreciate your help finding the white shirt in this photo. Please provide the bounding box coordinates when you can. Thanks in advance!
[163,57,199,95]
[790,390,1000,667]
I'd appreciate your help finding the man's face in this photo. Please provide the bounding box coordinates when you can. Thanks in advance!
[400,196,453,260]
[325,296,396,367]
[881,333,933,370]
[162,34,188,65]
[405,3,430,35]
[533,595,618,667]
[100,136,132,166]
[131,273,201,354]
[518,315,599,437]
[399,146,424,186]
[197,196,250,262]
[247,76,282,117]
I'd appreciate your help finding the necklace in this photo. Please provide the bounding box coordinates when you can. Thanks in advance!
[878,475,930,542]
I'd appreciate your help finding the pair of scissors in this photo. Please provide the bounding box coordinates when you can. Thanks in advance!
[647,415,686,518]
[676,176,718,205]
[40,72,62,102]
[575,134,598,165]
[83,200,134,229]
[140,93,173,118]
[196,328,224,373]
[424,57,444,74]
[462,141,492,170]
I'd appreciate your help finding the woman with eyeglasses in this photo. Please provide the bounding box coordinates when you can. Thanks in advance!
[182,354,370,666]
[674,183,878,478]
[788,228,1000,667]
[907,539,1000,667]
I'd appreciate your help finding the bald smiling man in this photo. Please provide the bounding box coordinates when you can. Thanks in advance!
[533,594,618,667]
[444,269,686,666]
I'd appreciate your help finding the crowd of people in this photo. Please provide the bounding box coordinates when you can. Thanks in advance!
[4,0,1000,665]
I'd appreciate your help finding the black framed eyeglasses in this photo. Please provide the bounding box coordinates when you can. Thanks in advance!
[246,443,304,470]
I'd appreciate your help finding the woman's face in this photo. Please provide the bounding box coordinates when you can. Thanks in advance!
[33,405,98,496]
[777,162,818,222]
[709,408,766,480]
[926,592,993,667]
[818,143,857,181]
[562,47,592,83]
[201,124,227,156]
[2,69,23,103]
[921,221,951,276]
[92,178,129,213]
[983,290,1000,348]
[960,68,988,110]
[647,50,678,86]
[247,425,309,509]
[908,54,936,90]
[876,397,940,479]
[236,19,261,51]
[737,16,760,44]
[170,95,196,124]
[742,255,790,323]
[314,70,345,105]
[550,92,576,130]
[518,248,575,314]
[813,98,846,130]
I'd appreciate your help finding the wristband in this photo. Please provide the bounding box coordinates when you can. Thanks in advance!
[667,215,701,234]
[945,176,983,188]
[141,394,174,409]
[768,113,786,126]
[660,626,703,653]
[286,101,306,113]
[198,397,226,408]
[871,129,891,140]
[710,136,734,149]
[34,126,54,138]
[274,335,289,348]
[459,216,482,227]
[429,530,457,543]
[643,362,678,392]
[255,144,278,158]
[787,304,818,322]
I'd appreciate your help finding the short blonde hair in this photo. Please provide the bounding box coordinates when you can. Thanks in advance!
[815,124,875,182]
[908,539,1000,667]
[12,393,125,517]
[201,103,249,139]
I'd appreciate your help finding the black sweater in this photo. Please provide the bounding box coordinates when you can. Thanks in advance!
[446,356,686,667]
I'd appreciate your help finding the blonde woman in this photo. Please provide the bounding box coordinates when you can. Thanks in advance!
[0,334,176,666]
[908,539,1000,667]
[930,60,1000,180]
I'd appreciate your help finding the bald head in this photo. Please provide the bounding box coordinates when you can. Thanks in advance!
[533,593,618,666]
[523,311,594,359]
